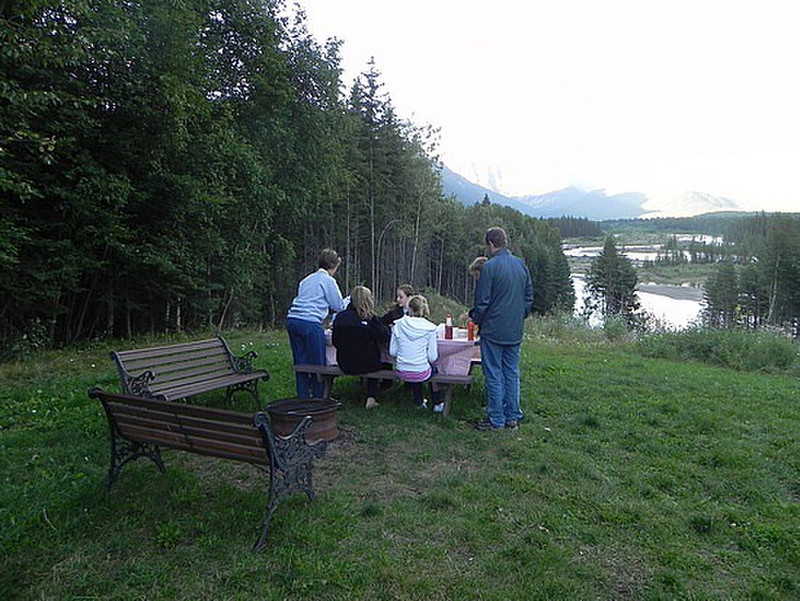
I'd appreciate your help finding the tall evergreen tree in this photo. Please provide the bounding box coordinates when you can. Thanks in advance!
[585,236,639,324]
[703,261,739,328]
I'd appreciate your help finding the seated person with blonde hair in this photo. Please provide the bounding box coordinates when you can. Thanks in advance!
[332,286,391,409]
[389,295,444,413]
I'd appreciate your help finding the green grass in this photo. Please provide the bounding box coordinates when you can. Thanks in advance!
[636,262,718,288]
[1,326,798,600]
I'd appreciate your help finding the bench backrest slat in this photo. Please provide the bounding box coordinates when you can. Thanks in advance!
[147,367,239,391]
[100,394,271,465]
[117,351,231,374]
[120,428,269,465]
[103,394,252,421]
[115,423,269,465]
[109,403,261,439]
[118,348,231,373]
[127,353,230,376]
[115,338,227,361]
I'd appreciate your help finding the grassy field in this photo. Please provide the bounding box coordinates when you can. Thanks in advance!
[1,325,798,600]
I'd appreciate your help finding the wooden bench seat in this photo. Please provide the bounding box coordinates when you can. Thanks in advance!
[89,387,327,551]
[292,364,473,417]
[111,336,269,407]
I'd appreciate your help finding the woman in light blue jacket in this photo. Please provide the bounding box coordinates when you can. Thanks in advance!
[286,248,346,398]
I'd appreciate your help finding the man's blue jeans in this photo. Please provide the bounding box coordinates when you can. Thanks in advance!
[286,317,326,398]
[480,339,523,428]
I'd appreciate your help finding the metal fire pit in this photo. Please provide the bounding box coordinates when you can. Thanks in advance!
[266,398,342,442]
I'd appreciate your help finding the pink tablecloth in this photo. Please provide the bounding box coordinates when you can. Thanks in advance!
[325,330,477,376]
[434,339,476,375]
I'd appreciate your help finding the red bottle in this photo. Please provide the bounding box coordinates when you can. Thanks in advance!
[444,314,453,340]
[467,319,475,341]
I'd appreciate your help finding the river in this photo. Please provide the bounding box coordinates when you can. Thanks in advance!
[568,241,706,330]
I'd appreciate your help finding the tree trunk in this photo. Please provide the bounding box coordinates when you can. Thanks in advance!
[217,289,234,334]
[767,254,780,324]
[369,143,376,289]
[411,192,422,285]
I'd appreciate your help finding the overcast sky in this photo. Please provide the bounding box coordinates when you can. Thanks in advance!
[295,0,800,213]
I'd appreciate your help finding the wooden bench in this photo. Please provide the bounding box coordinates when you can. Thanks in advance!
[111,337,269,407]
[88,387,327,551]
[292,364,473,417]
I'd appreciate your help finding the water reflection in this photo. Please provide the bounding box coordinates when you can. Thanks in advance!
[563,235,724,266]
[572,274,703,330]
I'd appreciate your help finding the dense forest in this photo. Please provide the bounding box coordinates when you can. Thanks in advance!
[701,213,800,329]
[1,0,573,352]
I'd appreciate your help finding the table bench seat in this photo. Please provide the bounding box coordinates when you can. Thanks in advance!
[292,364,473,417]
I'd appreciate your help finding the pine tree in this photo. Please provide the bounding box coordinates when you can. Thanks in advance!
[703,261,739,328]
[585,236,639,324]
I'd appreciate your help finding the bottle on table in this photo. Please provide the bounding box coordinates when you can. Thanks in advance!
[467,319,475,341]
[444,313,453,340]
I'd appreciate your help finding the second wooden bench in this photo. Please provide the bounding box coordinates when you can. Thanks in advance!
[111,336,270,407]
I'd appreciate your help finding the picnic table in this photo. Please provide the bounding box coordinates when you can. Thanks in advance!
[324,328,477,376]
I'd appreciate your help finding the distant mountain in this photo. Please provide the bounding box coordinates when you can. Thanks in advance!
[516,187,648,220]
[441,164,741,220]
[641,191,740,218]
[440,166,535,215]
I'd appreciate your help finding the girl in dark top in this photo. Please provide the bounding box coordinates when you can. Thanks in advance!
[332,286,391,409]
[380,284,416,326]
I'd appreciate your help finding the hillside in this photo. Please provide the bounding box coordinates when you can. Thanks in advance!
[2,325,797,599]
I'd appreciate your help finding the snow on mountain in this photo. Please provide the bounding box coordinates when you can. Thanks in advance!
[641,191,741,218]
[442,164,744,220]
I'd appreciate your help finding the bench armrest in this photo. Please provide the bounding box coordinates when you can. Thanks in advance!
[124,370,158,397]
[231,350,259,374]
[253,413,326,471]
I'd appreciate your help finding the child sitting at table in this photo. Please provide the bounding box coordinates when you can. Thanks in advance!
[380,284,416,326]
[389,295,443,413]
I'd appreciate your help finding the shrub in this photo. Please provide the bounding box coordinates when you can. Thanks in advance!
[635,327,798,373]
[529,312,606,346]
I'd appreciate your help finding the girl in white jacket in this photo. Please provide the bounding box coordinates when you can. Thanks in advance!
[389,295,443,412]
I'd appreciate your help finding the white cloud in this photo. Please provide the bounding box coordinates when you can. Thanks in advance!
[296,0,800,213]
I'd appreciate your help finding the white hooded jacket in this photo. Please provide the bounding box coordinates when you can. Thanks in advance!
[389,315,439,373]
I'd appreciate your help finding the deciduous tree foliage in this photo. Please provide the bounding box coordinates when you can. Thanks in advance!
[0,0,572,352]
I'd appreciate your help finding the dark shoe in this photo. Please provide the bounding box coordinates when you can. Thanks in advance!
[474,418,504,431]
[505,420,519,430]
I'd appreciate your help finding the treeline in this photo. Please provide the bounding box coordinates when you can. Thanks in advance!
[641,235,732,267]
[546,216,602,239]
[604,211,800,239]
[0,1,572,353]
[703,213,800,329]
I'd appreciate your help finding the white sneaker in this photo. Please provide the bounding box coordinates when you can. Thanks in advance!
[433,402,445,414]
[418,399,429,410]
[365,397,379,409]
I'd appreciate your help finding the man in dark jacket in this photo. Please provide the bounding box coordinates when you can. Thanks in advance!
[470,227,534,430]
